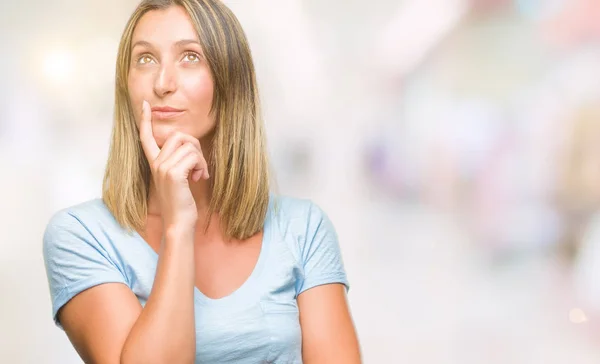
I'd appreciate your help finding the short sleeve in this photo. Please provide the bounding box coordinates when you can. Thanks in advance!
[297,202,349,295]
[42,210,128,328]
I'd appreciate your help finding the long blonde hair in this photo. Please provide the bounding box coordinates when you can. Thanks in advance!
[103,0,270,240]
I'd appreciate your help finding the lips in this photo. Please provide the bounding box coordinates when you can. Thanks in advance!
[151,106,185,120]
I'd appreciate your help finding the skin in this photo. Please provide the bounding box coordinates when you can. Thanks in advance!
[56,5,361,364]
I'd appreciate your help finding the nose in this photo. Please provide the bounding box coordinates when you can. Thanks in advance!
[154,63,178,97]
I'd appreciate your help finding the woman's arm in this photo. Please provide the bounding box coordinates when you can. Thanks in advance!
[58,227,196,364]
[298,283,362,364]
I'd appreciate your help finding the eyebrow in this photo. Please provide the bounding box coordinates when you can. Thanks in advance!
[131,39,201,50]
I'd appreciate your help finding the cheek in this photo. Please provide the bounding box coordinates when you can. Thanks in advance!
[182,71,214,115]
[127,75,141,104]
[127,72,152,123]
[127,75,144,125]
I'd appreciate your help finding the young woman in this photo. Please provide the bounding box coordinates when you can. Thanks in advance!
[42,0,361,363]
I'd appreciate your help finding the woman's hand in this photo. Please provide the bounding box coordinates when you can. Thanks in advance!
[139,100,209,231]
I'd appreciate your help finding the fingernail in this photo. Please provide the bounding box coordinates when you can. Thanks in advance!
[142,100,147,111]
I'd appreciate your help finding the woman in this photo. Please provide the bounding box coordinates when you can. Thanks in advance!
[42,0,361,363]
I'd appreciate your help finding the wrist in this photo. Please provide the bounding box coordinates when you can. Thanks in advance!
[164,224,195,242]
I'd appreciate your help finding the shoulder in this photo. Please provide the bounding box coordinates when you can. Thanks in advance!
[42,199,132,326]
[268,194,338,251]
[43,198,121,251]
[270,194,329,222]
[268,195,348,294]
[45,198,112,232]
[270,194,331,232]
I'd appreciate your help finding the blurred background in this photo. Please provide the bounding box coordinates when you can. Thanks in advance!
[2,0,600,362]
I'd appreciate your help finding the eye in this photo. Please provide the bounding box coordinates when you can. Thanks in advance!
[182,52,201,63]
[136,54,156,65]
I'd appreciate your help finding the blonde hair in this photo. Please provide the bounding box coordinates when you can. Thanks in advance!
[559,106,600,211]
[103,0,270,240]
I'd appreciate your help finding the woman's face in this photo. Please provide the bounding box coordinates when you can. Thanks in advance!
[128,5,215,148]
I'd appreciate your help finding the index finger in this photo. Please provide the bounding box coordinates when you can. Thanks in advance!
[139,100,160,162]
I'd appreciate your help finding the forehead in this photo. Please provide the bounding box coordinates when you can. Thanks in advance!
[132,6,199,44]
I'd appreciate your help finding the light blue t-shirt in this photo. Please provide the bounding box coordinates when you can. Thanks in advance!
[43,195,349,364]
